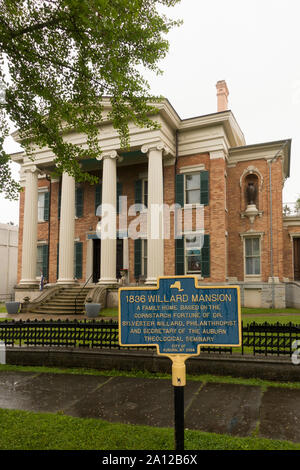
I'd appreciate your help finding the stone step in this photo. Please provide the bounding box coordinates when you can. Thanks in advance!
[46,297,87,303]
[37,305,81,311]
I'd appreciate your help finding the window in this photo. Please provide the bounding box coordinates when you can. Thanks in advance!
[38,191,49,222]
[245,237,261,275]
[185,235,202,274]
[36,245,48,279]
[142,180,148,208]
[135,178,148,208]
[175,172,209,207]
[185,174,201,205]
[134,238,147,279]
[75,187,84,218]
[175,234,210,277]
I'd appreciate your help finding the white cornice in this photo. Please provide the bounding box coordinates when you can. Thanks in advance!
[229,139,291,178]
[283,216,300,228]
[179,111,246,148]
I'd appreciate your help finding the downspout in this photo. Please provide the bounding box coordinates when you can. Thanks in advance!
[175,129,179,170]
[269,140,289,308]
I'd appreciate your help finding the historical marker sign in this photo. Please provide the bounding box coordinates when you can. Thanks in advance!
[119,276,242,451]
[119,276,242,355]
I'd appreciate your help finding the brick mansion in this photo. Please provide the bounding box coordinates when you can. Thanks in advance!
[10,81,300,309]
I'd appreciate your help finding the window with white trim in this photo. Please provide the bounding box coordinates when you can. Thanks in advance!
[185,234,202,274]
[185,173,201,205]
[245,237,261,276]
[38,191,49,222]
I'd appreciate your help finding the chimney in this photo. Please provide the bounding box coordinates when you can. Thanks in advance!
[216,80,229,112]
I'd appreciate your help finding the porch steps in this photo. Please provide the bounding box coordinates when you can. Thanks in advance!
[29,286,93,316]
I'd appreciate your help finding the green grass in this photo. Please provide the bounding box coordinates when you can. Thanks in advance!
[100,307,118,318]
[0,407,299,450]
[0,303,7,313]
[242,315,300,325]
[242,308,300,314]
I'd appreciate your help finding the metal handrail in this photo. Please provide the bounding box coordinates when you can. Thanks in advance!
[74,273,93,315]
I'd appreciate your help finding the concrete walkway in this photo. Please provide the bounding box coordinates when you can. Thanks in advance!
[0,369,300,443]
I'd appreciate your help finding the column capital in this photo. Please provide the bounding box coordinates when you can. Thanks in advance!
[141,141,172,156]
[96,150,123,162]
[23,164,42,175]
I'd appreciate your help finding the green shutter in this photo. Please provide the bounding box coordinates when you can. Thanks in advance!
[44,192,50,221]
[74,242,83,279]
[95,184,102,215]
[201,234,210,278]
[135,180,142,205]
[175,237,185,275]
[117,182,122,214]
[175,174,184,207]
[134,238,142,279]
[76,187,84,218]
[200,171,209,206]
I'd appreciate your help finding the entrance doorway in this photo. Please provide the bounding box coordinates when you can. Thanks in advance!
[294,238,300,281]
[92,238,101,283]
[92,238,123,282]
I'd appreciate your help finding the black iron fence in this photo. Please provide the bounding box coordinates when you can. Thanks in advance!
[0,319,300,357]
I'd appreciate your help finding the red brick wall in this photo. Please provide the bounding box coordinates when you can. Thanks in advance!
[227,158,285,282]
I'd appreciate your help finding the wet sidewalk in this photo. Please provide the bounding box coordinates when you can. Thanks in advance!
[1,369,300,443]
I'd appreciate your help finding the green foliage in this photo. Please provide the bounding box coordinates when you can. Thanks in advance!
[0,0,181,199]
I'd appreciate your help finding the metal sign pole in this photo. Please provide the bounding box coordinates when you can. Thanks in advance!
[118,277,242,452]
[170,355,188,451]
[174,385,184,451]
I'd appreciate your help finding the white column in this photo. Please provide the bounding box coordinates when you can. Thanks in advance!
[142,143,165,284]
[20,165,39,285]
[57,171,75,284]
[97,151,118,284]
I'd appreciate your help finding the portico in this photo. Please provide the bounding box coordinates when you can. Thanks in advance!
[18,140,171,287]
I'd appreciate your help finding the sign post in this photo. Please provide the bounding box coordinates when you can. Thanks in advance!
[118,276,241,450]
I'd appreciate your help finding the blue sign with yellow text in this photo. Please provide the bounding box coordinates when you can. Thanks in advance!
[119,276,241,356]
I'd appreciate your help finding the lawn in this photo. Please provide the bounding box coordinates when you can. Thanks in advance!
[0,407,299,451]
[0,303,7,313]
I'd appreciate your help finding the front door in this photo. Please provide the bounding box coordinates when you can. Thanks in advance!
[93,238,123,281]
[116,238,123,279]
[294,238,300,281]
[93,238,101,283]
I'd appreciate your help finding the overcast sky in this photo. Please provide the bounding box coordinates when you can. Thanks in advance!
[1,0,299,225]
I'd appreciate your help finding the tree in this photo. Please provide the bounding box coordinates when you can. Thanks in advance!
[0,0,181,199]
[295,196,300,214]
